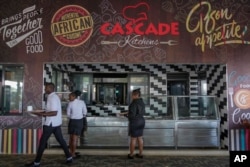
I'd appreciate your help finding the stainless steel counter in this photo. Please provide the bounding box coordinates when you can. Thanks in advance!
[85,116,175,147]
[176,120,220,148]
[85,117,128,147]
[48,116,220,149]
[47,96,221,148]
[84,116,220,148]
[87,116,128,127]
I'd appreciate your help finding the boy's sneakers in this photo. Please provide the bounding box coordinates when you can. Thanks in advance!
[24,162,40,167]
[66,157,73,164]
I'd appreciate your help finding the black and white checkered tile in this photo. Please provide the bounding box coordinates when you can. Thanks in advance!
[43,63,227,148]
[207,64,227,148]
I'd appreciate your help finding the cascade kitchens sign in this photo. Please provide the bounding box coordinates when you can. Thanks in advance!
[100,2,179,49]
[100,1,250,52]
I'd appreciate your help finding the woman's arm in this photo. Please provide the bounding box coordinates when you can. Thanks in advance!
[119,111,128,116]
[33,110,57,117]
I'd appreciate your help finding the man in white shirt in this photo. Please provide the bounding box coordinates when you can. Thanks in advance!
[25,83,73,167]
[67,91,87,158]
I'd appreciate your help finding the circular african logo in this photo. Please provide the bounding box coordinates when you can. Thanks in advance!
[234,89,250,109]
[51,5,93,47]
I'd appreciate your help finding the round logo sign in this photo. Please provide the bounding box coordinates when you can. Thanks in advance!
[234,89,250,109]
[51,5,93,47]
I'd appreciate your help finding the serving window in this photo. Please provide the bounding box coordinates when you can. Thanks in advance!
[54,71,150,106]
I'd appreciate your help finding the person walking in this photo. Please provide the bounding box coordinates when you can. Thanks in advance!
[121,88,145,159]
[25,82,73,167]
[67,91,87,158]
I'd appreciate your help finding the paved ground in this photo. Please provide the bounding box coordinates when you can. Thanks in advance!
[0,149,230,167]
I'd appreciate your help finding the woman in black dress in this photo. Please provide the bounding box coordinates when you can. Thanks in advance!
[125,89,145,159]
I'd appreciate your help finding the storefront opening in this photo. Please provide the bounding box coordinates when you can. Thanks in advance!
[49,64,150,106]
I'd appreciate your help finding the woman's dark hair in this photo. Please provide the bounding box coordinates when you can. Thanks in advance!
[132,88,141,97]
